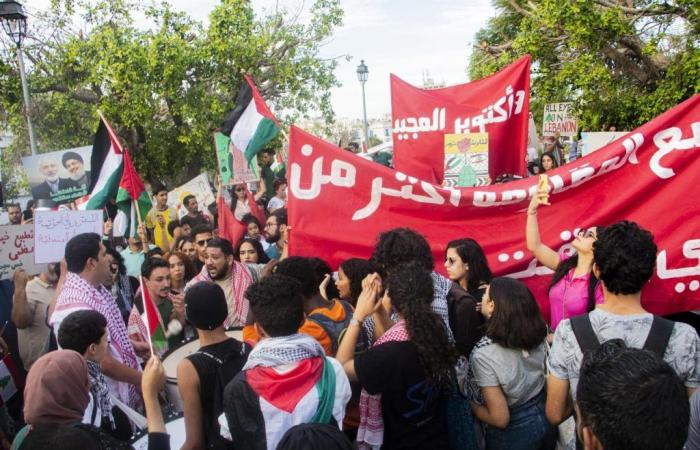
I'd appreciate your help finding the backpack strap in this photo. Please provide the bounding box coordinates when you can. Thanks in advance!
[569,313,600,353]
[643,316,674,358]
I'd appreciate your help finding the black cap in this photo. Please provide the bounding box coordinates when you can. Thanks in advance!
[185,282,228,330]
[61,151,83,166]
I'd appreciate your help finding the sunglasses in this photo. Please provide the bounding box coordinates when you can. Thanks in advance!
[197,238,213,246]
[235,187,245,192]
[445,257,458,265]
[578,228,597,239]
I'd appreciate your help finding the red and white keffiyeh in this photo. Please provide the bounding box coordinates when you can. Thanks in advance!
[52,273,141,409]
[185,260,253,327]
[357,320,410,449]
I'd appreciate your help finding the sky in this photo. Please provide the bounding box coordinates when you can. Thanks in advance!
[24,0,496,120]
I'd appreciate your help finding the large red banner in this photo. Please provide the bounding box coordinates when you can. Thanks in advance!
[390,55,531,185]
[289,94,700,319]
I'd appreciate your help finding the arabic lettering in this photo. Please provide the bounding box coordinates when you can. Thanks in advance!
[393,108,446,141]
[657,239,700,279]
[352,171,460,221]
[290,144,358,200]
[639,122,700,179]
[454,86,526,134]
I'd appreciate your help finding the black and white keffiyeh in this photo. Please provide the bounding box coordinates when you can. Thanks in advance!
[87,360,115,428]
[243,333,326,370]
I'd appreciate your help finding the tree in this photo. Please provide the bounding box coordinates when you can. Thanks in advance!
[469,0,700,132]
[0,0,344,187]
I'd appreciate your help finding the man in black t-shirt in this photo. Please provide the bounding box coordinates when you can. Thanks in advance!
[177,282,250,450]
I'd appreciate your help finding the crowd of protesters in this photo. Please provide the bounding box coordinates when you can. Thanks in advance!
[0,169,698,450]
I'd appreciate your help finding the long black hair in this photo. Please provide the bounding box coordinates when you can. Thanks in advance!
[386,261,456,386]
[548,227,605,312]
[445,238,492,296]
[234,237,270,264]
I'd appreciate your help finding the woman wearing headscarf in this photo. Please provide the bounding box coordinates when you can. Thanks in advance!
[12,350,170,450]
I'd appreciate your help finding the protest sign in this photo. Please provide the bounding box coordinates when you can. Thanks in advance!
[444,133,489,187]
[581,131,629,156]
[167,173,216,217]
[542,103,577,137]
[34,210,103,264]
[288,93,700,319]
[214,132,260,185]
[391,55,530,184]
[22,146,92,205]
[0,225,43,280]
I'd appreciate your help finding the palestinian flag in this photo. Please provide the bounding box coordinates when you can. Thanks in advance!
[140,277,167,355]
[76,116,124,210]
[115,148,151,238]
[221,75,280,166]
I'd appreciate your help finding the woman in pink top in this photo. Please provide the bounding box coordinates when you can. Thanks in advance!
[526,184,604,332]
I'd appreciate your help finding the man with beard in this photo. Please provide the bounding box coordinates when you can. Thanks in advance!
[12,263,59,369]
[264,207,288,260]
[31,156,75,202]
[61,151,91,193]
[50,233,142,410]
[185,238,263,328]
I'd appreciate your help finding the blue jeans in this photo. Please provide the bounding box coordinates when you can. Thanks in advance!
[485,390,557,450]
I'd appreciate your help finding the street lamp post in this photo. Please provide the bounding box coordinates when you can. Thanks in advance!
[356,59,369,152]
[0,0,37,155]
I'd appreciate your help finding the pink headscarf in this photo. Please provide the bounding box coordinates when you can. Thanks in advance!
[24,350,90,425]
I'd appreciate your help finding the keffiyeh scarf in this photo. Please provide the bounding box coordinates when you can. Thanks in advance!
[52,273,141,409]
[185,260,253,327]
[87,360,114,428]
[243,333,326,370]
[357,320,410,449]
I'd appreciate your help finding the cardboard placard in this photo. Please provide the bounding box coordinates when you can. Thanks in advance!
[0,225,43,280]
[34,210,103,264]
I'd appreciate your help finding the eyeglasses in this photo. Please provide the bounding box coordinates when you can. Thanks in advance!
[196,238,213,246]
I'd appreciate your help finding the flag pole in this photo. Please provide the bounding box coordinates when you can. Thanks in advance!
[138,276,155,356]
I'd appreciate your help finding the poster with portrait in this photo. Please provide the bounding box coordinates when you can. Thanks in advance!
[167,173,216,219]
[21,146,92,205]
[444,133,490,188]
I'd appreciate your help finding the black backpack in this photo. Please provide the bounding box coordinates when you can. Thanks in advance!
[196,341,249,450]
[569,313,674,357]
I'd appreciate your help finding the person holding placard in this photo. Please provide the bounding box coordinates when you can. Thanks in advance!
[12,264,59,369]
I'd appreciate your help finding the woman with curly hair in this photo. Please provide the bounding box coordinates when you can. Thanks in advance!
[469,277,556,450]
[335,258,373,307]
[164,251,196,293]
[526,185,604,333]
[336,261,456,450]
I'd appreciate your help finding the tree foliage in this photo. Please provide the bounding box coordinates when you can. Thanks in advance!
[0,0,343,191]
[469,0,700,132]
